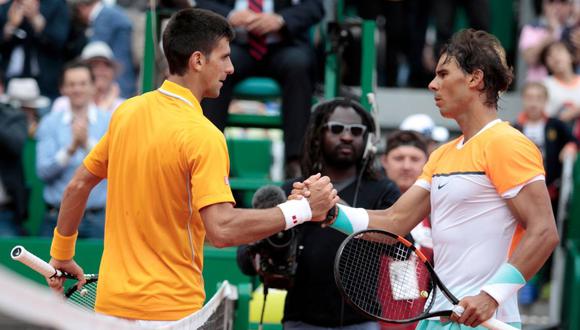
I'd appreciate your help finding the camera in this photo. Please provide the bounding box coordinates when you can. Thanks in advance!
[245,228,301,290]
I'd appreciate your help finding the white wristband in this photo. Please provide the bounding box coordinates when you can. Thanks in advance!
[481,263,526,306]
[277,198,312,230]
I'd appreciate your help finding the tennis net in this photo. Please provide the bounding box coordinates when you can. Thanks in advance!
[0,266,237,330]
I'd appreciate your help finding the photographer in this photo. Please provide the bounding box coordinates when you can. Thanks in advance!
[238,98,400,329]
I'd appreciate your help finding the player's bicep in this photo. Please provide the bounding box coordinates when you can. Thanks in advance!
[505,180,554,231]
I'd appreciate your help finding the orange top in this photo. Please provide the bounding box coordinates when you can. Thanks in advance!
[414,120,544,322]
[84,80,235,320]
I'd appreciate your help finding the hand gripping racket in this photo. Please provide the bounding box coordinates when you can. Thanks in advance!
[10,245,98,310]
[334,229,518,330]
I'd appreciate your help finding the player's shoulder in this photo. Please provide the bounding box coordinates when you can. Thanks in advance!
[485,121,535,147]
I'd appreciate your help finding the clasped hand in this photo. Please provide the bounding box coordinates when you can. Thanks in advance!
[289,173,339,221]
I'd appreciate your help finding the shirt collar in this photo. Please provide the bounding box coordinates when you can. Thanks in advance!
[456,118,502,149]
[157,80,202,113]
[89,2,104,23]
[62,103,99,125]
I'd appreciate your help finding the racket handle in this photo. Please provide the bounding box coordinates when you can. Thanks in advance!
[481,318,519,330]
[10,245,61,278]
[453,305,518,330]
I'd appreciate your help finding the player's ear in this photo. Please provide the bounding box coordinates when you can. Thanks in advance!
[469,69,484,89]
[189,51,204,72]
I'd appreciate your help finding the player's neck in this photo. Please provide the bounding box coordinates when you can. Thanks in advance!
[456,105,498,142]
[167,74,203,102]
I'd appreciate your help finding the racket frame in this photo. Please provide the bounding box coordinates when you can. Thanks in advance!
[334,229,460,323]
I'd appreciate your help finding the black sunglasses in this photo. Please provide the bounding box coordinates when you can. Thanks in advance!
[323,121,367,137]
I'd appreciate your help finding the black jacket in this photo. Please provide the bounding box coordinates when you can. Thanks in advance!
[0,103,29,225]
[514,118,579,186]
[280,175,400,326]
[195,0,324,45]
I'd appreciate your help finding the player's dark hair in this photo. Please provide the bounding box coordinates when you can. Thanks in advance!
[440,29,513,108]
[162,8,235,76]
[301,98,378,180]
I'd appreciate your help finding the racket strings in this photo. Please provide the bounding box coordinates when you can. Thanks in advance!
[66,279,98,311]
[337,232,434,322]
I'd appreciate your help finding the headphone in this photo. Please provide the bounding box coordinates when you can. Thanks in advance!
[311,96,381,162]
[362,93,380,161]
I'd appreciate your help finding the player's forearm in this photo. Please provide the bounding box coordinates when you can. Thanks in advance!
[508,221,559,280]
[368,186,430,235]
[207,207,286,247]
[55,178,93,236]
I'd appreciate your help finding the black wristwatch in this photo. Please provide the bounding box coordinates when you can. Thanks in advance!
[322,205,338,226]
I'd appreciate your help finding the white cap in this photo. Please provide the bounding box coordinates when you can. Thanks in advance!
[3,78,50,109]
[400,114,449,143]
[81,41,115,63]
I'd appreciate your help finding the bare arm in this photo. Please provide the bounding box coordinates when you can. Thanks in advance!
[368,185,431,236]
[56,165,103,236]
[200,203,285,248]
[47,165,102,292]
[201,175,338,248]
[505,180,559,279]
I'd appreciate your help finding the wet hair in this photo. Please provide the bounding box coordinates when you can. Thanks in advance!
[384,130,429,157]
[301,98,378,180]
[162,8,234,76]
[440,29,513,108]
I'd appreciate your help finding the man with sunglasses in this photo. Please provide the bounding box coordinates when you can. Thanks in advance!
[276,98,401,330]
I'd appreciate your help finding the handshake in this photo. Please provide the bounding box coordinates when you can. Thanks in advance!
[276,173,340,231]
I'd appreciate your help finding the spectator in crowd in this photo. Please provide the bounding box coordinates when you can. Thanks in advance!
[0,79,29,237]
[0,0,70,99]
[70,0,136,98]
[399,113,450,154]
[36,62,110,238]
[2,77,49,136]
[381,130,433,260]
[562,0,580,71]
[51,42,125,114]
[519,0,574,82]
[81,41,125,112]
[352,0,412,87]
[196,0,324,178]
[432,0,490,57]
[238,98,400,330]
[541,40,580,136]
[514,82,578,216]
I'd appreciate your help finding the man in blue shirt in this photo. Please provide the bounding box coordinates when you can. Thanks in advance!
[36,61,110,238]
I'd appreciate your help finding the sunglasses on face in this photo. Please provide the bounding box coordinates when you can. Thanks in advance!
[323,121,367,137]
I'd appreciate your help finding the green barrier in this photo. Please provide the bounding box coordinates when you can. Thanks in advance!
[562,240,580,330]
[0,238,252,330]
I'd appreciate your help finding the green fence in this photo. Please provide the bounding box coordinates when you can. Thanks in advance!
[0,238,253,330]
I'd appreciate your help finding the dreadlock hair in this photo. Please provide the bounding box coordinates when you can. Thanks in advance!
[301,98,378,180]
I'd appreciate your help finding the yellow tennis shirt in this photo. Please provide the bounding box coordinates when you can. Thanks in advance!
[83,80,235,320]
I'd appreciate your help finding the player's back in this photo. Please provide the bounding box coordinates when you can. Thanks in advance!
[93,81,226,320]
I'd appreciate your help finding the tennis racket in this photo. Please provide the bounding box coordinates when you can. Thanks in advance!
[10,245,98,310]
[334,229,518,330]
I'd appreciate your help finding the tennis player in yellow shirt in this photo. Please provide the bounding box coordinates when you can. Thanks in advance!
[46,8,338,324]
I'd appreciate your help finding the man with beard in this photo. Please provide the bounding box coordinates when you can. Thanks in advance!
[240,98,401,329]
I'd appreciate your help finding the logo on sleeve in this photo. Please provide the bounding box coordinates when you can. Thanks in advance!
[224,176,230,186]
